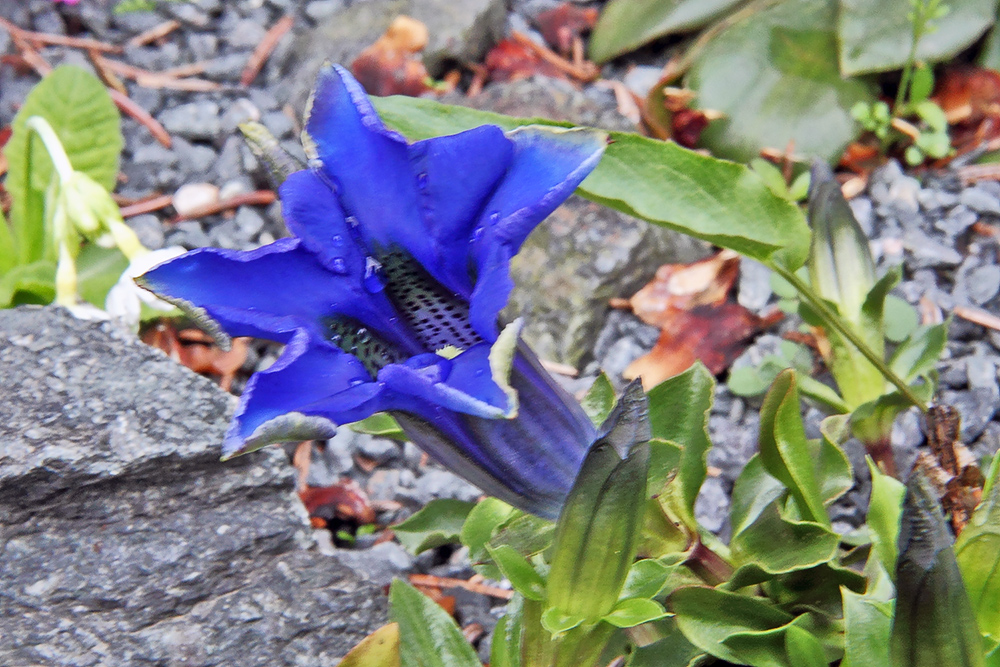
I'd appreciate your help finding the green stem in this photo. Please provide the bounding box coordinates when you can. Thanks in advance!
[773,266,929,413]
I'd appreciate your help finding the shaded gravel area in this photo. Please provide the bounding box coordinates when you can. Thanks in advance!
[3,0,1000,659]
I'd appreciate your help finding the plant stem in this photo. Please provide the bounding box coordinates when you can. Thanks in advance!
[773,266,929,412]
[25,116,74,184]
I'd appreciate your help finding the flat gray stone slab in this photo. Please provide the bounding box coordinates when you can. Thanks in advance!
[0,307,386,667]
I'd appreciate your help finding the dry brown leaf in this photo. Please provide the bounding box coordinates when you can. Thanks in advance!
[351,15,434,97]
[300,478,377,525]
[485,37,566,83]
[141,321,249,390]
[934,66,1000,125]
[918,405,986,536]
[533,2,598,56]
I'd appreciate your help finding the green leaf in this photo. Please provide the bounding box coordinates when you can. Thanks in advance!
[729,502,839,576]
[758,370,830,525]
[647,438,684,498]
[349,412,407,440]
[620,559,672,600]
[603,597,669,628]
[891,468,986,667]
[955,470,1000,641]
[392,499,473,554]
[489,513,555,561]
[685,0,876,165]
[647,362,715,519]
[979,22,1000,71]
[487,544,546,601]
[884,295,919,343]
[867,457,906,575]
[490,614,521,667]
[841,559,895,667]
[627,618,705,667]
[589,0,746,63]
[909,64,935,105]
[838,0,997,75]
[581,372,616,427]
[4,65,122,264]
[0,208,16,275]
[75,243,129,308]
[372,96,811,270]
[817,414,854,504]
[0,260,56,307]
[336,623,401,667]
[389,579,481,667]
[784,625,829,667]
[461,497,518,579]
[670,586,793,665]
[730,455,787,539]
[890,321,949,383]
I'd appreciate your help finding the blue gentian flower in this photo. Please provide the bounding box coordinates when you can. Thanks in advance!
[139,65,607,518]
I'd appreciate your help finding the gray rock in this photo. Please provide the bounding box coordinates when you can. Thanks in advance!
[332,542,414,586]
[902,227,963,268]
[173,137,219,176]
[188,32,221,61]
[959,186,1000,215]
[354,433,402,465]
[935,204,978,237]
[159,101,222,141]
[235,206,267,239]
[263,110,296,139]
[306,431,357,487]
[694,475,729,536]
[127,213,166,250]
[205,53,252,82]
[0,307,386,666]
[226,18,269,49]
[966,264,1000,305]
[738,259,772,311]
[402,468,483,505]
[305,0,346,22]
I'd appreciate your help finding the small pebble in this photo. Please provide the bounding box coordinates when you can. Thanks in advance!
[173,183,220,217]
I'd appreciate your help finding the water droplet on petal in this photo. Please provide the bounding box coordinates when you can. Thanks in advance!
[416,172,428,189]
[330,257,347,275]
[349,378,365,387]
[346,215,359,229]
[471,225,485,243]
[332,234,344,247]
[363,256,385,293]
[488,211,500,225]
[474,369,485,377]
[357,327,370,342]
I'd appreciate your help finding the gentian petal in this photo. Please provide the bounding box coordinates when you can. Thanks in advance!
[137,239,411,350]
[279,169,363,277]
[407,126,513,295]
[469,126,607,339]
[225,331,383,457]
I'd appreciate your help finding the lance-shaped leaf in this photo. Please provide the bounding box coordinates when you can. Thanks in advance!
[389,579,481,667]
[841,558,895,667]
[890,468,986,667]
[955,458,1000,642]
[392,498,473,554]
[647,363,715,521]
[372,96,811,271]
[546,384,651,624]
[581,372,616,427]
[758,370,830,526]
[337,623,401,667]
[867,457,906,576]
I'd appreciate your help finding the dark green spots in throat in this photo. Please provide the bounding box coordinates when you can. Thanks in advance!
[379,248,483,352]
[321,317,404,378]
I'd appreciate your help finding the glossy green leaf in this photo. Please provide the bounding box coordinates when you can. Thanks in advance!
[461,497,518,579]
[891,469,986,667]
[489,615,516,667]
[841,560,894,667]
[604,597,669,628]
[647,363,715,519]
[582,372,616,427]
[890,321,949,383]
[955,469,1000,641]
[4,66,122,264]
[729,502,839,576]
[372,96,811,270]
[838,0,996,75]
[686,0,875,165]
[784,625,829,667]
[392,499,473,554]
[817,414,854,504]
[336,623,401,667]
[730,455,787,539]
[620,559,672,600]
[76,243,129,308]
[866,457,906,575]
[0,260,55,307]
[0,208,15,275]
[349,412,407,440]
[670,586,793,664]
[389,579,481,667]
[589,0,746,63]
[647,438,683,499]
[489,513,555,560]
[758,370,830,525]
[487,544,546,601]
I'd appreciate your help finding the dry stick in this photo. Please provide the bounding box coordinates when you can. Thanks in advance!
[11,34,173,148]
[958,163,1000,184]
[172,190,277,221]
[241,15,294,86]
[88,50,128,95]
[510,30,599,82]
[119,194,174,218]
[160,60,211,78]
[98,57,222,92]
[408,574,514,600]
[954,305,1000,332]
[0,16,123,53]
[127,19,181,47]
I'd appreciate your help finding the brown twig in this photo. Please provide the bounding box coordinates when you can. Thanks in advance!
[88,50,128,95]
[407,574,514,600]
[119,193,174,218]
[109,87,172,147]
[954,305,1000,332]
[127,19,181,47]
[241,15,294,86]
[172,190,277,221]
[0,16,122,53]
[160,60,211,78]
[957,163,1000,184]
[510,30,599,82]
[98,57,222,92]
